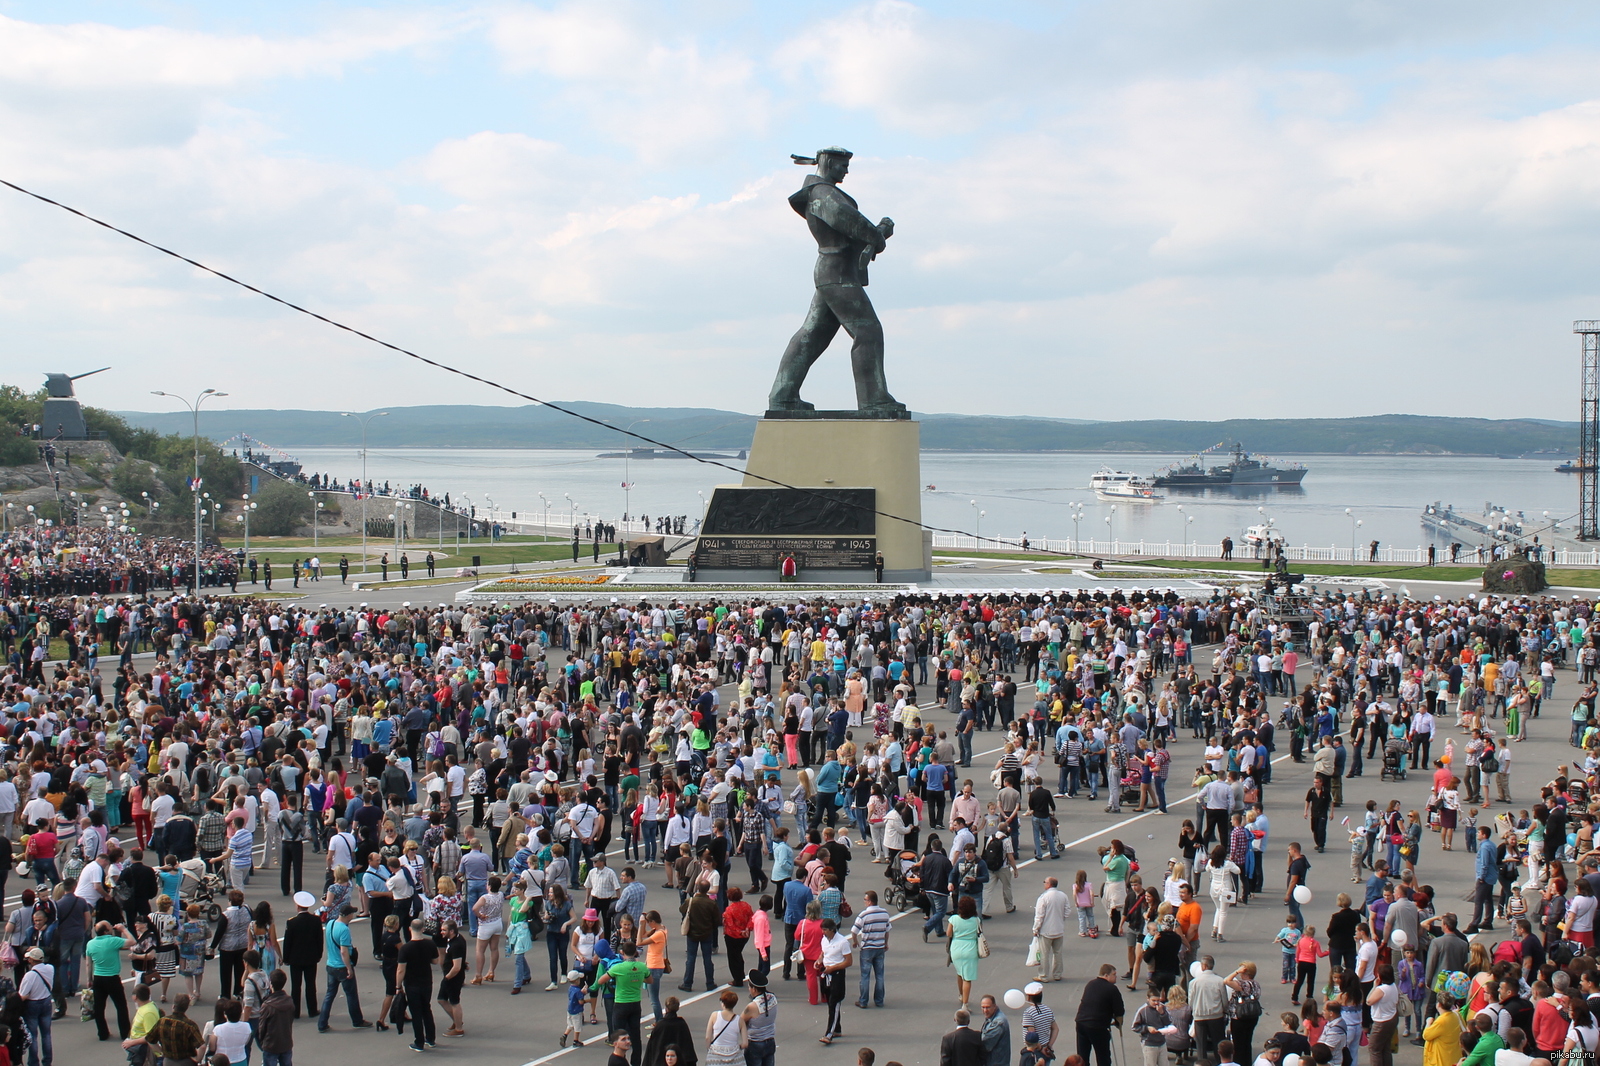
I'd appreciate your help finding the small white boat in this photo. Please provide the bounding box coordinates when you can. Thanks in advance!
[1092,468,1164,501]
[1243,523,1285,548]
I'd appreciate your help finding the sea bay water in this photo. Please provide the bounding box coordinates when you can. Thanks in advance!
[286,446,1582,556]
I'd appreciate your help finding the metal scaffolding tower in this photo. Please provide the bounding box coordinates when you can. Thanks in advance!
[1578,321,1600,540]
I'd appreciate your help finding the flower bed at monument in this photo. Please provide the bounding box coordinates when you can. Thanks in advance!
[476,574,614,592]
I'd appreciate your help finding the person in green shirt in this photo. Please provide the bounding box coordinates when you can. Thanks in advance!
[599,942,651,1066]
[85,920,133,1040]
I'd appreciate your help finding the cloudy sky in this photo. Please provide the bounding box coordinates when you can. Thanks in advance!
[3,0,1600,420]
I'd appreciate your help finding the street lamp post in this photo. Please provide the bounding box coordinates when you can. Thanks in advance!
[341,411,389,573]
[1069,501,1084,553]
[239,496,256,556]
[565,494,575,535]
[1105,505,1117,550]
[151,387,227,594]
[538,493,550,543]
[1175,505,1184,556]
[1345,508,1362,561]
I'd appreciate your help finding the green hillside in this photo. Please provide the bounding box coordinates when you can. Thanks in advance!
[113,404,1580,456]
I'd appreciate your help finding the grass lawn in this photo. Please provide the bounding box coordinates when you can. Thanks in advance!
[223,533,569,551]
[231,542,621,568]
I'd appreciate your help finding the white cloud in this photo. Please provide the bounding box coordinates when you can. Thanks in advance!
[0,11,461,88]
[3,1,1600,420]
[488,2,772,160]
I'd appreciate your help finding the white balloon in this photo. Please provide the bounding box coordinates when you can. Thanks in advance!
[1391,929,1408,948]
[1190,960,1203,978]
[1293,885,1313,905]
[1004,989,1026,1010]
[1284,1055,1302,1066]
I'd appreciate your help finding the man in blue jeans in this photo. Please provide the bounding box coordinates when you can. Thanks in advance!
[677,887,719,992]
[852,891,891,1007]
[919,843,954,942]
[51,889,90,1018]
[923,756,950,829]
[318,905,372,1033]
[458,841,494,937]
[1029,783,1060,860]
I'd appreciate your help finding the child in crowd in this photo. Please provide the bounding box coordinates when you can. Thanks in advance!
[1291,925,1327,1005]
[1275,915,1302,984]
[561,969,586,1048]
[1348,822,1367,882]
[1073,871,1098,937]
[1395,945,1426,1038]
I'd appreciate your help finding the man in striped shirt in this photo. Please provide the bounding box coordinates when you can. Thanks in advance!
[851,890,892,1008]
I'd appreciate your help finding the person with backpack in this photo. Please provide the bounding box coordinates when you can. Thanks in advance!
[983,831,1017,918]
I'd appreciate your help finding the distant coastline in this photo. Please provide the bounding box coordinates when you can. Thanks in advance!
[116,403,1580,458]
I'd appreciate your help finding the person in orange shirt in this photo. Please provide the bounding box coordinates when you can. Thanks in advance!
[1176,882,1203,964]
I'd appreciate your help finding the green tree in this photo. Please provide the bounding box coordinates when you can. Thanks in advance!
[251,479,312,536]
[111,458,159,500]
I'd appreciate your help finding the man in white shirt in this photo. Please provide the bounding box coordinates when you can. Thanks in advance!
[148,784,176,851]
[817,918,853,1043]
[1031,877,1071,982]
[20,792,56,832]
[1354,924,1378,987]
[258,786,281,870]
[567,799,600,883]
[76,850,113,908]
[584,853,621,940]
[0,770,19,840]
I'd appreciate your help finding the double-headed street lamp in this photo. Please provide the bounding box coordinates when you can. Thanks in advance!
[237,495,258,556]
[151,387,228,593]
[1344,508,1362,560]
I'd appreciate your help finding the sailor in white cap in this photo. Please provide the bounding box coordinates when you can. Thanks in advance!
[284,890,326,1016]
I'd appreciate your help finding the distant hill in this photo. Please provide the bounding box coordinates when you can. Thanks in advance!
[113,404,1579,456]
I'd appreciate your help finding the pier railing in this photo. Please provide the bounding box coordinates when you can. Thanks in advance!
[929,535,1600,567]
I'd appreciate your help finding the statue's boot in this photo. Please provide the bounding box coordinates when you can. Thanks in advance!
[767,392,815,412]
[859,394,908,418]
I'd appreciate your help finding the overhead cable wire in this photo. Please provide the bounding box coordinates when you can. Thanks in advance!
[0,176,1080,558]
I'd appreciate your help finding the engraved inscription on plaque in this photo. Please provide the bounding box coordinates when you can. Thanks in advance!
[696,536,876,570]
[702,488,875,537]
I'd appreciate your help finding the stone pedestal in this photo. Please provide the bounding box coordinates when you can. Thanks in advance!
[696,417,930,583]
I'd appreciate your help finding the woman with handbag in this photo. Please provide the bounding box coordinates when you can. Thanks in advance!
[945,895,984,1013]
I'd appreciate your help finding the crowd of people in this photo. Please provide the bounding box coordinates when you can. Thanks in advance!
[5,517,1600,1066]
[0,527,239,600]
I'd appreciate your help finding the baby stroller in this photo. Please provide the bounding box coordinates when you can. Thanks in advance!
[1119,769,1143,807]
[1381,737,1410,782]
[881,850,923,913]
[178,858,227,923]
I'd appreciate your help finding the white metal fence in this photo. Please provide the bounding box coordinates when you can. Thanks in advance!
[929,534,1600,567]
